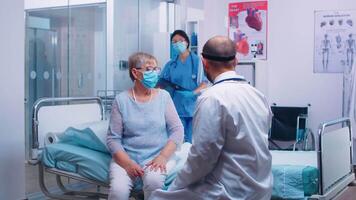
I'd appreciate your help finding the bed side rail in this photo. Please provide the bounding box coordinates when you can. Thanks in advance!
[28,97,104,165]
[317,117,353,196]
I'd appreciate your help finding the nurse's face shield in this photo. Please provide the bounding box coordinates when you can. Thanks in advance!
[171,34,186,45]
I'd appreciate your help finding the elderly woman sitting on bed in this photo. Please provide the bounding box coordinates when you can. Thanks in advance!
[106,52,184,200]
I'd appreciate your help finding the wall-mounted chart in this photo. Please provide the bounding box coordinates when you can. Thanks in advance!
[228,1,268,61]
[314,10,356,73]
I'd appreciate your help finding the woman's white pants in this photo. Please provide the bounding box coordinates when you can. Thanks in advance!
[108,160,174,200]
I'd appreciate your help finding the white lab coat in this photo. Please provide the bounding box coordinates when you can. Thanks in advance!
[150,71,273,200]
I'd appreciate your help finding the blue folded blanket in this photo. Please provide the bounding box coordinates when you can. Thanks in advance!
[272,165,318,199]
[42,124,192,189]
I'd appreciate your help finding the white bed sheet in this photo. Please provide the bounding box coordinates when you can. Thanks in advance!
[271,150,318,167]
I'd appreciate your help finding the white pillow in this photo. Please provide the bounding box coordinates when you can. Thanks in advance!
[71,120,109,149]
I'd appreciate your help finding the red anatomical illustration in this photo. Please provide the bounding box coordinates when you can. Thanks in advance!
[236,38,249,56]
[234,31,249,56]
[233,31,249,56]
[245,8,262,31]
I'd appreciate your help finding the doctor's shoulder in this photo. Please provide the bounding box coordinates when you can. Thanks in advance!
[248,86,268,100]
[195,91,222,111]
[196,87,220,102]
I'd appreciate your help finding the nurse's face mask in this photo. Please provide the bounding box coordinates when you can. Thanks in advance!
[172,41,187,55]
[134,63,161,89]
[172,34,188,55]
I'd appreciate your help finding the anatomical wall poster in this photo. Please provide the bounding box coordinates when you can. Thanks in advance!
[228,1,267,60]
[314,10,356,73]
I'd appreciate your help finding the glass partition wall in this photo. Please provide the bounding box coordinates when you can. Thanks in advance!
[24,0,179,159]
[111,0,173,92]
[25,2,107,160]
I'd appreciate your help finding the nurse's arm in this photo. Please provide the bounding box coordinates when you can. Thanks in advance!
[193,82,207,95]
[169,97,224,190]
[156,62,171,89]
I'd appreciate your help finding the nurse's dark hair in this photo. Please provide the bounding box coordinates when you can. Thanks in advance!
[171,30,190,49]
[202,36,236,68]
[128,52,157,81]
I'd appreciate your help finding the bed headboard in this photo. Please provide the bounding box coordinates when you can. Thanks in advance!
[318,118,353,195]
[29,97,104,163]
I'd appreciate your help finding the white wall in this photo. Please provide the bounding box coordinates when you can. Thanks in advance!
[201,0,356,134]
[266,0,354,134]
[0,0,26,199]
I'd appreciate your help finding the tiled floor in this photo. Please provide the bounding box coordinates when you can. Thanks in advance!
[334,185,356,200]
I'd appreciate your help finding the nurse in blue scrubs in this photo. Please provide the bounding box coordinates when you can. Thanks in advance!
[158,30,207,143]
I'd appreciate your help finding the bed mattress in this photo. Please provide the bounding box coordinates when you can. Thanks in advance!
[271,150,317,167]
[41,143,112,183]
[42,144,319,198]
[271,150,319,199]
[41,142,192,188]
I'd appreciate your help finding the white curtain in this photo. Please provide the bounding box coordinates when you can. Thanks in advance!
[344,62,356,164]
[346,62,356,139]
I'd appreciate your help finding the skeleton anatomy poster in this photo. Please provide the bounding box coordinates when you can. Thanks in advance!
[314,10,356,73]
[228,1,268,60]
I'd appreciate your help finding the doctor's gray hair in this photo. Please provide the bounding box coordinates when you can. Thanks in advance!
[128,52,157,81]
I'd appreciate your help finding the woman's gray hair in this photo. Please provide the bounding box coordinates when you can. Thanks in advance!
[128,52,157,81]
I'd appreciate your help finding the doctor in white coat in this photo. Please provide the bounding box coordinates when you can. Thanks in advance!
[150,36,273,200]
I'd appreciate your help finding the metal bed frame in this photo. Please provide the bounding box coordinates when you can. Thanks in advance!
[96,89,122,114]
[27,97,355,200]
[28,97,109,200]
[309,117,355,200]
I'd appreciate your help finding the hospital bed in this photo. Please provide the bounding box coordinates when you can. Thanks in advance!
[28,97,355,200]
[28,97,109,199]
[271,117,355,199]
[28,96,190,200]
[96,89,122,114]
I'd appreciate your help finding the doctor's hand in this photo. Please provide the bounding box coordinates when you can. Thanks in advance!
[145,155,168,173]
[124,162,145,178]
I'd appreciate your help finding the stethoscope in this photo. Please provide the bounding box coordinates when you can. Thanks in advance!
[213,78,246,85]
[171,52,197,80]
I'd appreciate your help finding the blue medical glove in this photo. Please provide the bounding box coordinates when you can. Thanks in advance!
[180,91,194,98]
[174,91,198,107]
[188,91,196,98]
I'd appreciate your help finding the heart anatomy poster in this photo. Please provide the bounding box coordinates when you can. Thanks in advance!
[228,1,268,60]
[314,10,356,73]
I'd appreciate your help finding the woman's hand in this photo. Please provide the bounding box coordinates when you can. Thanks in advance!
[124,162,145,178]
[145,155,168,173]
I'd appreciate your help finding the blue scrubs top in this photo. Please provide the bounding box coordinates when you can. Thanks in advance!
[160,53,204,117]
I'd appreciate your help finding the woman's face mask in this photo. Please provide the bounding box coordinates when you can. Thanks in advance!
[141,70,159,89]
[172,41,187,55]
